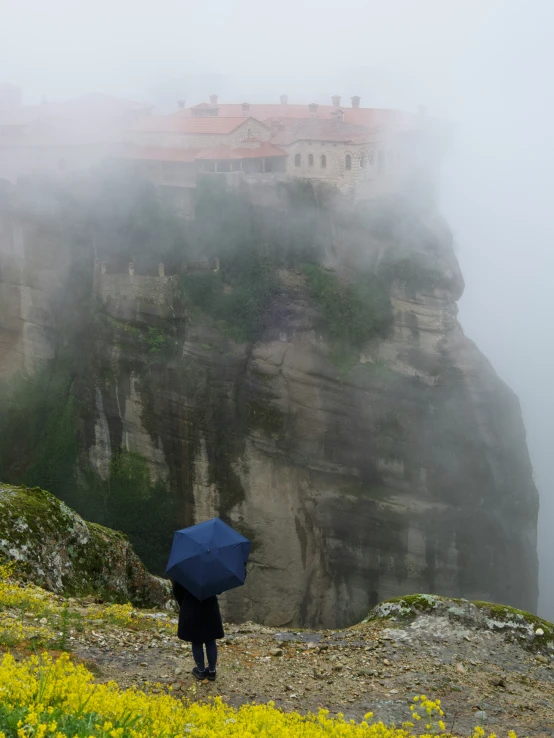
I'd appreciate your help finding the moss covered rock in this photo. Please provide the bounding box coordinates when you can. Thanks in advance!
[365,594,554,654]
[0,483,172,607]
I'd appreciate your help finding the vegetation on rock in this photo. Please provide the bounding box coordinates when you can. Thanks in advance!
[367,594,554,654]
[302,264,392,347]
[301,263,392,374]
[0,486,169,607]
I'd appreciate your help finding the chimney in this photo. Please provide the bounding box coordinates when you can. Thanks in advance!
[209,94,218,105]
[331,108,344,123]
[351,95,361,108]
[177,99,186,109]
[308,102,318,117]
[241,102,250,113]
[280,94,288,105]
[331,95,341,107]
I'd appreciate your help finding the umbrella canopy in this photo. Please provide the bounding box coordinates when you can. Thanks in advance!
[166,518,251,601]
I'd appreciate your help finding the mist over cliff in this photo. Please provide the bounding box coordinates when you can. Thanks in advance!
[0,171,538,627]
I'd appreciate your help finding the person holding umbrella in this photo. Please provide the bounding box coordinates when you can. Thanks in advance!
[167,517,251,682]
[172,579,224,681]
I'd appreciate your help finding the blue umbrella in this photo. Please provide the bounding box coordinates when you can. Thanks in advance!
[166,517,251,601]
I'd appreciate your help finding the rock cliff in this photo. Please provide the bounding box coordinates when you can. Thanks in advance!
[0,174,539,627]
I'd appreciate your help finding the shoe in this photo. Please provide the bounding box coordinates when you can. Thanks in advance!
[205,669,217,682]
[192,666,205,680]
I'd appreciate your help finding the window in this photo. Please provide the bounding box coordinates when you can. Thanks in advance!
[368,150,375,166]
[345,154,352,170]
[320,154,327,168]
[295,153,301,166]
[308,153,314,166]
[359,153,365,168]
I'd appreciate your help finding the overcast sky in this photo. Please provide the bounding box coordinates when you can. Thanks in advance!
[2,0,553,616]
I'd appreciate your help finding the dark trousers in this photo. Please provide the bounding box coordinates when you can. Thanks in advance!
[191,640,217,672]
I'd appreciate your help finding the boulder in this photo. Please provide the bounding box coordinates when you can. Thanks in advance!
[0,483,172,608]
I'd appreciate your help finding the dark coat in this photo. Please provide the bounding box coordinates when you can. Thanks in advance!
[172,580,224,643]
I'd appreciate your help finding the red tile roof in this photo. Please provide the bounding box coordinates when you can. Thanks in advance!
[270,118,372,145]
[115,141,286,163]
[116,145,198,162]
[195,141,286,160]
[135,115,259,135]
[178,102,420,129]
[191,102,220,110]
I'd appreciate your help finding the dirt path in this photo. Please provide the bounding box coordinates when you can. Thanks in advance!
[73,615,554,737]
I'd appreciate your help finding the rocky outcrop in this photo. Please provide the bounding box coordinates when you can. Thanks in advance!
[0,483,172,607]
[367,594,554,654]
[0,177,539,628]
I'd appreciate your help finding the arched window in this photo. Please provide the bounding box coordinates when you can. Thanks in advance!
[295,153,301,167]
[368,149,375,166]
[359,153,365,168]
[308,153,314,166]
[345,154,352,170]
[320,154,327,168]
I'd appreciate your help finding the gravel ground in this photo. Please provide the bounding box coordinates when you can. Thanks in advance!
[72,611,554,737]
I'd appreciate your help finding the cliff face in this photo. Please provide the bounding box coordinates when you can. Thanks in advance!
[0,176,539,627]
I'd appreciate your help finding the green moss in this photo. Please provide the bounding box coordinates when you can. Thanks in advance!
[0,486,76,561]
[0,482,167,606]
[386,594,446,612]
[471,601,554,646]
[368,594,554,652]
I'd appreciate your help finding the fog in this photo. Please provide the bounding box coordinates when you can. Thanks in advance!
[3,0,553,616]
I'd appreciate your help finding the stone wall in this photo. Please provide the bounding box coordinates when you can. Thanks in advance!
[94,263,178,306]
[282,139,404,194]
